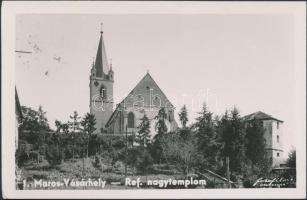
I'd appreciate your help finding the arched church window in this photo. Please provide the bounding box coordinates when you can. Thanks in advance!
[168,110,173,122]
[100,85,106,99]
[128,112,135,128]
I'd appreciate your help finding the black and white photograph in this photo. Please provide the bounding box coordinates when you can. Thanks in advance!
[1,1,306,199]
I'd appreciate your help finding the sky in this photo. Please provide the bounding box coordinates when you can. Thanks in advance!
[15,14,295,157]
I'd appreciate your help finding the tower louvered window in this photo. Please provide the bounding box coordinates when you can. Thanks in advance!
[100,85,106,99]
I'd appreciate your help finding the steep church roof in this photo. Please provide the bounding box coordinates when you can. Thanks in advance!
[124,72,175,108]
[242,111,283,122]
[94,31,109,77]
[105,72,175,127]
[15,87,23,118]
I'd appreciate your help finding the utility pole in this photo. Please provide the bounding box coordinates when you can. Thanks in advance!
[226,156,231,188]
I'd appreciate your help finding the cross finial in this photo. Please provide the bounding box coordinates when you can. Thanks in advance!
[100,22,103,34]
[110,58,113,68]
[147,69,149,74]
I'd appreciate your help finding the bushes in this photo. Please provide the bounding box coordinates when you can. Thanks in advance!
[45,144,64,166]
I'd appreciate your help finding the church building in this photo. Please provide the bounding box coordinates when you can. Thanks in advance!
[89,29,178,137]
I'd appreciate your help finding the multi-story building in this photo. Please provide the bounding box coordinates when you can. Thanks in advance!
[243,111,284,167]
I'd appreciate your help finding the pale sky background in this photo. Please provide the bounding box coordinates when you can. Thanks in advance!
[15,14,295,157]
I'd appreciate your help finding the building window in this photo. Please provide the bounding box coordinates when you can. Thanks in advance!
[168,111,173,122]
[277,152,280,157]
[127,112,135,128]
[100,85,106,99]
[277,135,279,143]
[277,121,279,129]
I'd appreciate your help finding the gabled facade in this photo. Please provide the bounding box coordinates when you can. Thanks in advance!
[243,111,284,167]
[105,72,178,138]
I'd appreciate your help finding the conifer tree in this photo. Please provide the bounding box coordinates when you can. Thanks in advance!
[179,105,188,128]
[245,120,266,165]
[154,107,168,135]
[194,103,220,171]
[80,113,97,157]
[68,111,81,132]
[219,107,246,173]
[136,114,151,147]
[152,107,168,163]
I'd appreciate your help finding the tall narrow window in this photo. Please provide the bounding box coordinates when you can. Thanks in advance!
[128,112,135,128]
[277,121,279,129]
[277,152,280,157]
[168,111,173,122]
[100,85,106,99]
[277,135,279,143]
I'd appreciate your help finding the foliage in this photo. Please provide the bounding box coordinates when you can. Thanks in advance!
[68,111,81,132]
[17,103,273,188]
[127,146,154,175]
[245,120,266,165]
[45,133,64,166]
[160,132,198,176]
[286,149,296,167]
[136,114,151,147]
[178,105,188,128]
[80,113,97,157]
[218,107,246,173]
[154,107,168,135]
[193,103,221,171]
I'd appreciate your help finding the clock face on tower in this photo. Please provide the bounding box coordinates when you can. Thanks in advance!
[94,81,99,87]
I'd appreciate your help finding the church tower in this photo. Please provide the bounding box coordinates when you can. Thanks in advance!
[90,28,114,133]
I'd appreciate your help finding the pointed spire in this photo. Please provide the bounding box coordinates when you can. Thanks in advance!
[94,23,109,77]
[109,58,113,71]
[100,22,103,34]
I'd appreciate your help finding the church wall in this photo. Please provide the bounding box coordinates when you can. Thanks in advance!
[123,106,176,139]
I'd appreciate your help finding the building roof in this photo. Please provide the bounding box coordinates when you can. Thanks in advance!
[242,111,283,122]
[94,32,109,77]
[105,72,176,127]
[15,87,23,118]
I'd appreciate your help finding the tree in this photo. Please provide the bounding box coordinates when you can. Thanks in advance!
[68,111,81,132]
[178,105,188,128]
[161,132,198,176]
[19,105,50,132]
[68,111,81,159]
[151,107,168,163]
[45,133,64,166]
[18,106,50,153]
[80,113,97,157]
[245,120,266,166]
[55,120,62,133]
[61,123,70,134]
[37,105,50,130]
[136,114,151,147]
[219,107,246,174]
[194,103,221,171]
[154,107,168,135]
[286,149,296,167]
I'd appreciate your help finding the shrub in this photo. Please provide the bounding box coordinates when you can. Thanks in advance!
[45,144,64,166]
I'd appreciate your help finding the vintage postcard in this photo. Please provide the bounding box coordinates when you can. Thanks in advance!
[1,1,306,199]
